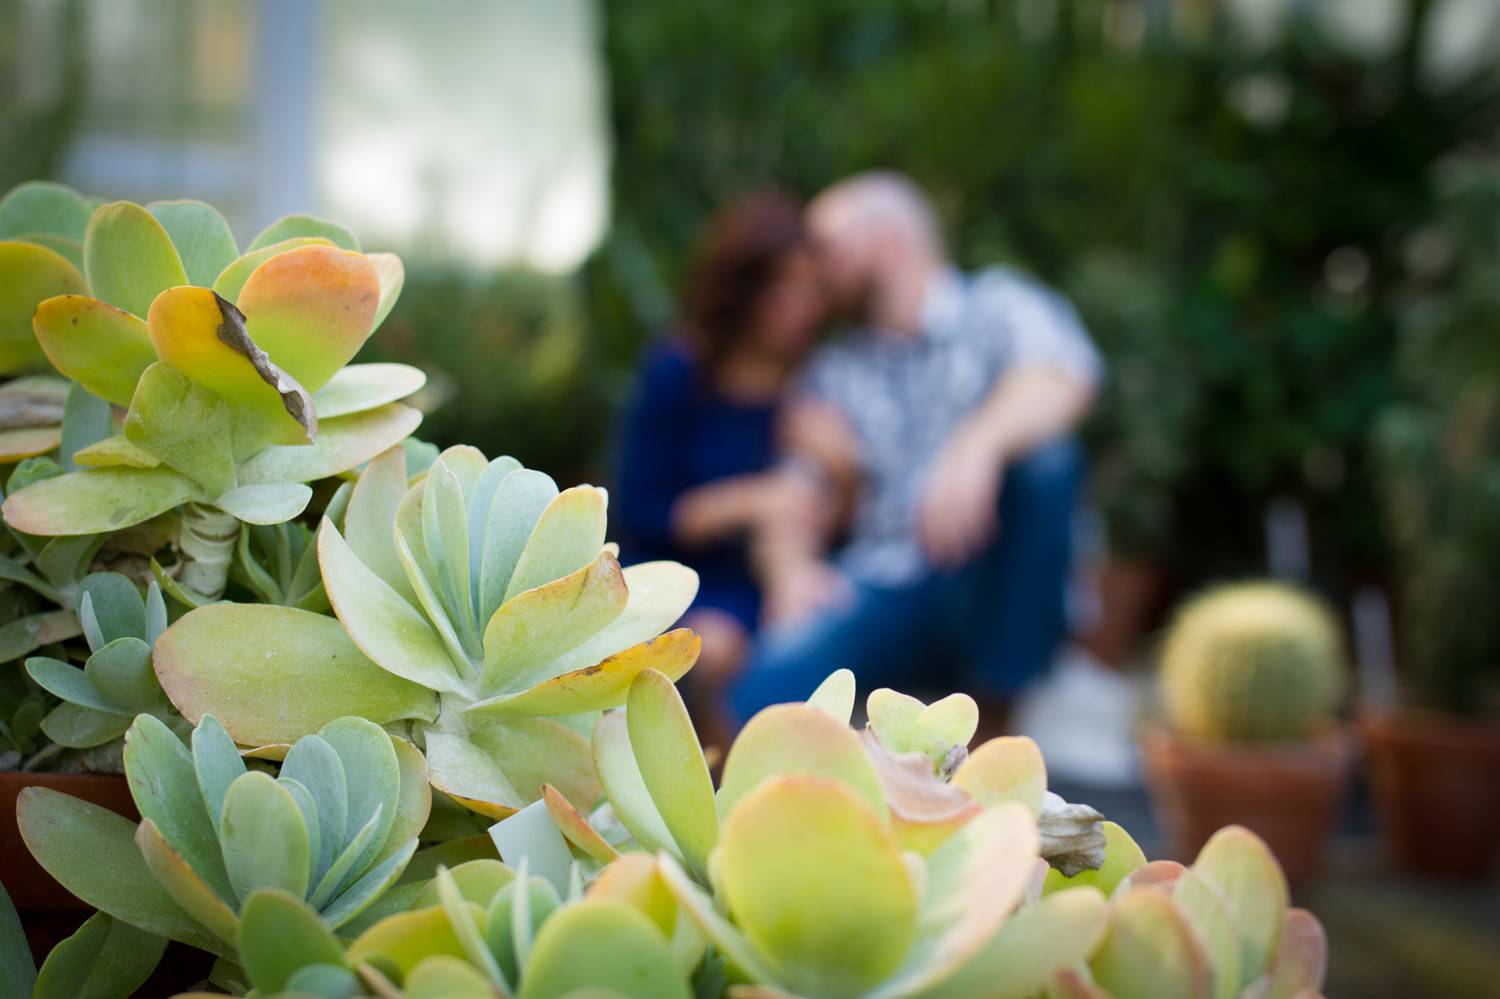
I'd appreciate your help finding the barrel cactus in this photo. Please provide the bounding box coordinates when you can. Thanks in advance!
[1159,583,1345,743]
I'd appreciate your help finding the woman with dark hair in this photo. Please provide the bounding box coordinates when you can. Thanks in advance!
[613,191,828,743]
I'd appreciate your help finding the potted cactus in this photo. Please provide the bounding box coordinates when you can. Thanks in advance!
[1363,160,1500,877]
[1141,582,1351,883]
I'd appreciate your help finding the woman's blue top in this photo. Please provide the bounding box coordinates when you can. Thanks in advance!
[613,339,776,631]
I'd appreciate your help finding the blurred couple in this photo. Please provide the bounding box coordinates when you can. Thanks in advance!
[615,172,1102,744]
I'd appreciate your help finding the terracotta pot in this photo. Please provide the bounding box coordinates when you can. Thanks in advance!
[0,771,137,911]
[1140,724,1350,884]
[1360,710,1500,877]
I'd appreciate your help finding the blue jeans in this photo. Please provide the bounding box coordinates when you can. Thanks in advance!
[730,439,1084,722]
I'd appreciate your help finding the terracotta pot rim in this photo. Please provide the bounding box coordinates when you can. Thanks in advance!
[1358,708,1500,749]
[0,771,128,786]
[1141,722,1351,761]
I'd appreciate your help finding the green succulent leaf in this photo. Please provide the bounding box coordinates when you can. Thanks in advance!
[489,800,576,896]
[238,888,347,995]
[477,467,558,621]
[720,777,918,999]
[25,655,116,711]
[192,713,248,837]
[221,770,313,901]
[480,552,628,692]
[411,858,515,910]
[342,445,415,601]
[406,955,497,999]
[872,803,1041,999]
[313,362,426,419]
[1088,888,1212,999]
[29,291,150,406]
[84,637,158,711]
[123,361,238,494]
[427,715,600,819]
[319,838,418,929]
[59,382,114,470]
[0,182,94,240]
[249,214,360,253]
[0,880,35,996]
[806,668,857,724]
[367,251,405,332]
[319,518,467,693]
[16,788,230,956]
[911,886,1110,999]
[153,602,440,746]
[148,199,239,287]
[216,482,313,525]
[39,700,132,748]
[627,668,718,880]
[33,911,167,999]
[520,899,691,999]
[347,903,471,977]
[592,710,678,857]
[3,463,205,535]
[72,434,161,469]
[84,201,189,318]
[504,485,607,602]
[1190,825,1289,988]
[236,402,422,485]
[718,702,886,822]
[133,817,241,944]
[0,241,87,372]
[1172,869,1243,999]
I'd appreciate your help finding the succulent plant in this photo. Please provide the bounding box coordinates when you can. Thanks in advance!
[17,713,431,959]
[24,572,178,756]
[148,445,701,818]
[0,185,426,599]
[558,668,1076,877]
[216,855,699,999]
[1159,583,1346,742]
[1050,826,1328,999]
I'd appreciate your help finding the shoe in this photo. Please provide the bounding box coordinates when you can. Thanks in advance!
[1012,644,1141,788]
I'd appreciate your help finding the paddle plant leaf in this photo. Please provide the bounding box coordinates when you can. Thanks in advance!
[720,776,918,999]
[84,200,188,318]
[236,244,381,393]
[627,668,718,879]
[154,602,439,747]
[31,292,150,406]
[148,199,239,287]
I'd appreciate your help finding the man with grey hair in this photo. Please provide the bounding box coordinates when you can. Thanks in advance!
[731,171,1102,718]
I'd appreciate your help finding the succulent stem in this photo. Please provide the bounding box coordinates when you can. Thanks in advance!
[178,502,240,599]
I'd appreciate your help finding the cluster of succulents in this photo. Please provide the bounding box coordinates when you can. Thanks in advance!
[1159,582,1346,743]
[0,182,1328,998]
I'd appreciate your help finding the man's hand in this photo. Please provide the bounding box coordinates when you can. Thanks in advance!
[916,425,1005,569]
[761,557,852,629]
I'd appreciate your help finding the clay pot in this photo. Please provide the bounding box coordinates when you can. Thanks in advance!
[1140,724,1350,884]
[0,771,137,911]
[1361,710,1500,877]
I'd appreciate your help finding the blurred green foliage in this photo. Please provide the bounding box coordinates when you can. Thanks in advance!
[1375,156,1500,713]
[589,0,1500,580]
[357,267,609,481]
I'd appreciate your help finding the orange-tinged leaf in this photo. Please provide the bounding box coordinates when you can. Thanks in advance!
[466,629,701,718]
[146,286,314,443]
[237,244,380,392]
[212,236,334,304]
[543,784,619,864]
[0,426,61,462]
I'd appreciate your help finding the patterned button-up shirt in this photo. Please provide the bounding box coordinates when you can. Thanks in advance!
[799,266,1102,585]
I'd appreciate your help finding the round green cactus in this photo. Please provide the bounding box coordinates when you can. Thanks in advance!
[1159,582,1346,742]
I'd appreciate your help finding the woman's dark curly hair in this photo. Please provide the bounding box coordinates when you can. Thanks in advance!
[682,190,807,374]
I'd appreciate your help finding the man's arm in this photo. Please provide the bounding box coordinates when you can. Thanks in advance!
[917,278,1102,568]
[750,397,860,625]
[917,364,1095,567]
